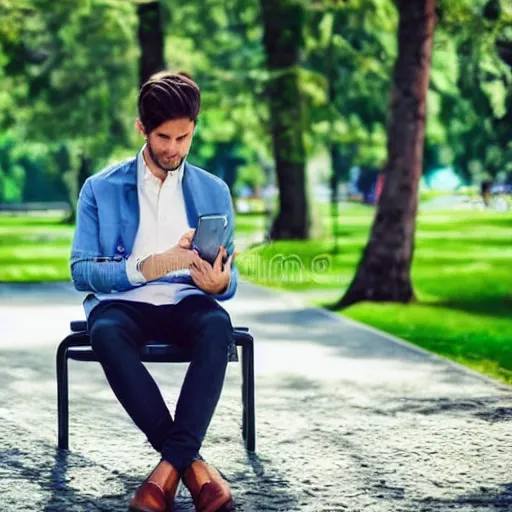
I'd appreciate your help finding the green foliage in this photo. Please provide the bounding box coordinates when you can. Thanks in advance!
[433,0,512,180]
[235,162,266,191]
[162,0,272,185]
[0,0,140,206]
[20,0,139,157]
[0,0,510,205]
[295,0,400,187]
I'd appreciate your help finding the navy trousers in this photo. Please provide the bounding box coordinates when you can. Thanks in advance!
[87,294,233,471]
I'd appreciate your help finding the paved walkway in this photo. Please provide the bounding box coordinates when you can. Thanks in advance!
[0,282,510,511]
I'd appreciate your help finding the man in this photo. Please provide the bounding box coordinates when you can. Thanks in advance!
[480,179,492,208]
[70,72,237,512]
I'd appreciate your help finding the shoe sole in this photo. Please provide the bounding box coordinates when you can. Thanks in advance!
[128,481,179,512]
[216,499,235,512]
[199,497,235,512]
[128,506,175,512]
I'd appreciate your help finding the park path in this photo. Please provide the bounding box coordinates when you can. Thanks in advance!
[0,281,510,511]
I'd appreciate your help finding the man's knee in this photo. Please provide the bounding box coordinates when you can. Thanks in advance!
[198,308,232,334]
[89,316,126,356]
[194,308,233,352]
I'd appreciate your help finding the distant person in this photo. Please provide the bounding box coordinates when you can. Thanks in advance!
[481,179,492,208]
[70,72,237,512]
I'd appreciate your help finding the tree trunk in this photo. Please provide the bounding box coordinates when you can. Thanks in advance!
[329,145,340,253]
[137,1,165,87]
[328,29,339,253]
[260,0,309,240]
[64,153,91,224]
[333,0,436,308]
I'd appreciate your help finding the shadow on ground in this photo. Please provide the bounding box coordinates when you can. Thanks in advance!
[419,482,512,510]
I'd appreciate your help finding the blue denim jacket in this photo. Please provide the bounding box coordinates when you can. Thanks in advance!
[70,154,238,315]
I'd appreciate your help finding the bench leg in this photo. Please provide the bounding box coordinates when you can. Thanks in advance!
[241,341,256,452]
[56,344,69,450]
[241,347,247,441]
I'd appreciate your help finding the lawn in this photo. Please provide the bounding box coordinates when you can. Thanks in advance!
[236,206,512,385]
[1,207,511,384]
[0,215,74,282]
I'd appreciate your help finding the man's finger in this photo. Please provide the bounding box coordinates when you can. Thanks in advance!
[190,265,203,281]
[196,259,210,275]
[221,254,231,274]
[213,247,224,272]
[179,229,195,248]
[190,261,202,273]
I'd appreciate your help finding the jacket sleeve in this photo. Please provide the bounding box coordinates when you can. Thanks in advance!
[213,184,238,301]
[69,179,140,294]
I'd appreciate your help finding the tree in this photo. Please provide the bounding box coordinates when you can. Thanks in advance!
[333,0,437,308]
[260,0,310,240]
[3,0,139,218]
[137,1,165,87]
[429,0,512,183]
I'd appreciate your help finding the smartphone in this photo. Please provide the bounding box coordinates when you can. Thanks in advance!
[191,214,228,265]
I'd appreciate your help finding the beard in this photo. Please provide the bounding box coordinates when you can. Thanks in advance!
[146,141,184,173]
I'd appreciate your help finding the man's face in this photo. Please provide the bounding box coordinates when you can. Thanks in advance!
[141,118,195,172]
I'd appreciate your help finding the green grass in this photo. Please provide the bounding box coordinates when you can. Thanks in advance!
[0,215,74,282]
[237,207,512,385]
[1,207,511,385]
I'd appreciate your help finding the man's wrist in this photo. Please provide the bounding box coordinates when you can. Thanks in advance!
[213,275,230,295]
[135,256,146,273]
[126,254,147,285]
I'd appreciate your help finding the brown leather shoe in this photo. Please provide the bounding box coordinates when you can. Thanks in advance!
[129,460,180,512]
[182,461,235,512]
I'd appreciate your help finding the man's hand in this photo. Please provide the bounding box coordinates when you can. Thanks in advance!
[178,229,196,249]
[190,246,234,295]
[139,245,201,282]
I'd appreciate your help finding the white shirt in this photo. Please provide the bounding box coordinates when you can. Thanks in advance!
[95,147,205,305]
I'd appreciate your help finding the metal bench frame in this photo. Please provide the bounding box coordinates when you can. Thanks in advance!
[56,320,256,452]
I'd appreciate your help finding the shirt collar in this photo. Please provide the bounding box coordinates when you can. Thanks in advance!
[137,144,185,186]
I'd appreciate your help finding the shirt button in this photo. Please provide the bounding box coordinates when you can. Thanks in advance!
[161,216,167,222]
[117,245,125,253]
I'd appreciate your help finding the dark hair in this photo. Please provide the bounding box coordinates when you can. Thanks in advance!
[138,72,201,134]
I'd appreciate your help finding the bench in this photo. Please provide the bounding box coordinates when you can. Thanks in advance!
[56,320,255,452]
